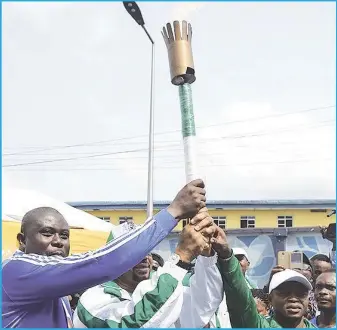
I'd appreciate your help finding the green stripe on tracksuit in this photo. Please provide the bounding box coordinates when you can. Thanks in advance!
[73,261,187,328]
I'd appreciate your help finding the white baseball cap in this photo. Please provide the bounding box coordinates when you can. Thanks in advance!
[232,247,249,261]
[269,269,312,294]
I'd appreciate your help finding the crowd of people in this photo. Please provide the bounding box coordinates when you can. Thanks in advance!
[2,179,336,328]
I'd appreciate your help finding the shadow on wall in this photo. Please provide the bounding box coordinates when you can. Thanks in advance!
[152,231,332,288]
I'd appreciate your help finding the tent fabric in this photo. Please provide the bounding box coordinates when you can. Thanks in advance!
[3,188,113,232]
[2,220,109,260]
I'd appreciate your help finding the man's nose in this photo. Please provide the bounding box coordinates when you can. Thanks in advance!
[51,234,64,247]
[287,294,300,302]
[318,288,329,296]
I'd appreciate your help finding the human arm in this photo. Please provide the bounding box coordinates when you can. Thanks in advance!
[211,226,262,328]
[74,215,213,328]
[3,210,177,305]
[2,179,208,305]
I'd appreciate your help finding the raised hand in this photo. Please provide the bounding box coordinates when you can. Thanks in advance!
[190,209,216,256]
[210,225,231,259]
[167,179,206,220]
[175,214,214,263]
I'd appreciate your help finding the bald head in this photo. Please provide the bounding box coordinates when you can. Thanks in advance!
[18,207,70,257]
[21,207,66,234]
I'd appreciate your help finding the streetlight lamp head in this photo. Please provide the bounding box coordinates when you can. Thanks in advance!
[162,21,196,86]
[123,1,145,26]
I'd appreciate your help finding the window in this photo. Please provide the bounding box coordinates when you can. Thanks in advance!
[97,216,111,223]
[278,216,293,228]
[119,216,133,224]
[240,216,255,228]
[213,216,226,229]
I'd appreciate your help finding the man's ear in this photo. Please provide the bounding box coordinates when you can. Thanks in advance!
[17,233,26,251]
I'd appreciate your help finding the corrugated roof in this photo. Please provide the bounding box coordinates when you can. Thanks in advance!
[68,199,336,210]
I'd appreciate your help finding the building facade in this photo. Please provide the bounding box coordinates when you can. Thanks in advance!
[68,199,335,288]
[69,199,336,231]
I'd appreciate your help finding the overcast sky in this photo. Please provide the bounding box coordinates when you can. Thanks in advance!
[2,1,336,203]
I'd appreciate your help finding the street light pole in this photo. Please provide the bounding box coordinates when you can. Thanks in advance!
[123,2,155,219]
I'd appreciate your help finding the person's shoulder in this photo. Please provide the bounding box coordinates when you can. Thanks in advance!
[304,318,318,328]
[260,314,281,328]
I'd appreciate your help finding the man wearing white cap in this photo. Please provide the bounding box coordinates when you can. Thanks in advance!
[232,247,257,289]
[211,225,316,328]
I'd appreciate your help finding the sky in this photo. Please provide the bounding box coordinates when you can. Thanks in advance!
[2,1,336,203]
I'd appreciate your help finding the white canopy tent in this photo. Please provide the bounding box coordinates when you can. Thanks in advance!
[3,188,113,232]
[2,188,114,259]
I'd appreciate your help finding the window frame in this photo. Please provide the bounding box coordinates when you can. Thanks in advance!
[277,215,293,228]
[212,216,227,229]
[240,215,256,228]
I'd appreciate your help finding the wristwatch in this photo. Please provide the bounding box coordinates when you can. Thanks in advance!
[169,253,193,271]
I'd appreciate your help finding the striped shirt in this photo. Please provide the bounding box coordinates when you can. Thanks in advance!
[73,260,187,328]
[2,209,177,328]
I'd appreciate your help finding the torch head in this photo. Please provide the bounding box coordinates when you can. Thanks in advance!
[162,21,196,86]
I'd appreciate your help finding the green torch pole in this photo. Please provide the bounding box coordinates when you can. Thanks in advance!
[162,21,198,183]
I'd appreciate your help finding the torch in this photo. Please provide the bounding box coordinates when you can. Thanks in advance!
[162,21,197,183]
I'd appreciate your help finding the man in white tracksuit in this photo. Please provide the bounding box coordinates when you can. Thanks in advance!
[73,210,228,328]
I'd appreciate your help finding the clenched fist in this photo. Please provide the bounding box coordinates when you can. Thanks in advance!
[167,179,206,221]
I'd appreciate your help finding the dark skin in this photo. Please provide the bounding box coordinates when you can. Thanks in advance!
[17,210,70,258]
[211,225,310,328]
[116,255,153,293]
[314,272,336,328]
[312,260,332,282]
[236,255,250,275]
[270,281,309,328]
[15,179,207,259]
[117,210,215,294]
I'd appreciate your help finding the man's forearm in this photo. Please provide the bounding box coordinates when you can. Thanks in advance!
[217,252,259,328]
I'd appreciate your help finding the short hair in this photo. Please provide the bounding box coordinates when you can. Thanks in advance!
[251,289,270,306]
[21,207,65,235]
[310,254,332,264]
[151,253,164,268]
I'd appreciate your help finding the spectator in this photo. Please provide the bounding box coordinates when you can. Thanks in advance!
[292,251,313,282]
[233,248,257,289]
[211,225,316,328]
[312,269,336,328]
[2,179,207,328]
[320,225,336,269]
[310,254,332,282]
[292,251,317,320]
[252,289,270,316]
[265,251,317,321]
[73,210,215,328]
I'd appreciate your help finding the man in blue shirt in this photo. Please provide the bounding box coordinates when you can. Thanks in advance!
[2,179,211,328]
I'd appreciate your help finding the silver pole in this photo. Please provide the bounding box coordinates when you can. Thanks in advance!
[142,25,155,219]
